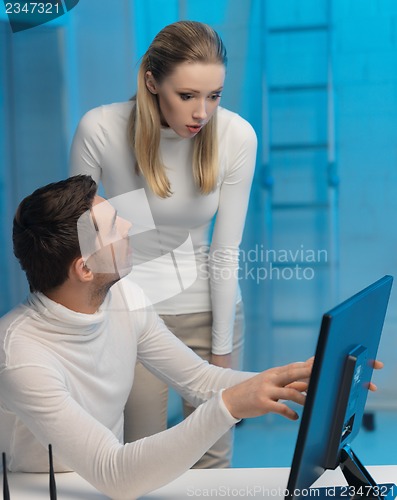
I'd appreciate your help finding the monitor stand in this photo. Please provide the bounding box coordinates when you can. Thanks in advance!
[308,446,396,499]
[312,346,396,499]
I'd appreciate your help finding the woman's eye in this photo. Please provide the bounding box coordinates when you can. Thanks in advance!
[209,93,222,101]
[179,94,193,101]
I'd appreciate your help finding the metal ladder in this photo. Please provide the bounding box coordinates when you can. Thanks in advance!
[260,0,339,366]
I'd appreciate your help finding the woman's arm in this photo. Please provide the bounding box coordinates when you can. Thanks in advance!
[209,114,258,360]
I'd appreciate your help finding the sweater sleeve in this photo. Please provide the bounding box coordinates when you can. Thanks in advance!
[134,294,255,408]
[0,363,241,499]
[210,115,257,355]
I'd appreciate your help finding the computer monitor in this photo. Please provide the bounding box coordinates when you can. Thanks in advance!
[286,275,396,499]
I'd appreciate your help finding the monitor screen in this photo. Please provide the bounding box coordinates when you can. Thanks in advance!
[286,275,395,499]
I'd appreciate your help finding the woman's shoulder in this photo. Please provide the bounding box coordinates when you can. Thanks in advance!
[77,101,135,134]
[217,106,257,143]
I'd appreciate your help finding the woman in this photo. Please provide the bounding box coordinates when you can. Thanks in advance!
[69,20,257,468]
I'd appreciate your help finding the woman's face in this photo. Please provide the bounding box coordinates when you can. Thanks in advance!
[146,62,225,138]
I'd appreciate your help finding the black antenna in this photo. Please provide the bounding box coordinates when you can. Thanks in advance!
[48,444,57,500]
[2,452,10,500]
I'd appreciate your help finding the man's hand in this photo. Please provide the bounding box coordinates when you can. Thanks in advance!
[367,359,384,392]
[211,353,232,369]
[222,359,313,421]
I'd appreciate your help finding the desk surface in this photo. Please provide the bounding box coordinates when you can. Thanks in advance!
[7,465,397,499]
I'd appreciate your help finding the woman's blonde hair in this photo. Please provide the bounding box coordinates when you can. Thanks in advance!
[128,21,227,198]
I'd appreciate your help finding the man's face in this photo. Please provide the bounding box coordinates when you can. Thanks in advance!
[82,196,133,280]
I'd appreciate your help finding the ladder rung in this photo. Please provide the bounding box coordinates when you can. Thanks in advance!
[268,24,329,34]
[270,142,328,152]
[269,83,328,93]
[271,202,329,210]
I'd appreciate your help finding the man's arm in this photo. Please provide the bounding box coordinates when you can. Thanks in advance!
[126,279,311,415]
[1,358,312,499]
[134,306,256,407]
[0,362,238,499]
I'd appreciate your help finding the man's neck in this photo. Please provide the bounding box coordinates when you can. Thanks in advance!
[45,282,108,314]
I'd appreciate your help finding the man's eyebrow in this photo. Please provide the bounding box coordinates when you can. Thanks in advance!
[90,208,99,232]
[90,205,117,230]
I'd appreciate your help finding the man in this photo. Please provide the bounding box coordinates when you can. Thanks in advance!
[0,175,311,498]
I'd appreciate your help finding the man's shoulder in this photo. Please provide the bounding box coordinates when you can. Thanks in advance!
[109,277,151,313]
[0,302,31,333]
[0,302,33,368]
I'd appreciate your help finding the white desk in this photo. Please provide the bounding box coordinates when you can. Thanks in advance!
[6,466,397,499]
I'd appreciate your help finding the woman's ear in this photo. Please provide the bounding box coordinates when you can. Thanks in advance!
[145,71,158,94]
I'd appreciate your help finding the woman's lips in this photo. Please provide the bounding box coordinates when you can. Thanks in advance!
[186,125,203,134]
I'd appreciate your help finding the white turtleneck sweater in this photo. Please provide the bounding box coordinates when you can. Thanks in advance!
[69,102,257,355]
[0,279,254,499]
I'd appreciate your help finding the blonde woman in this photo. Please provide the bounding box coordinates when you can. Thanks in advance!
[69,20,257,468]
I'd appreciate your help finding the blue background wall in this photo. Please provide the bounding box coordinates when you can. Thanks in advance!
[1,0,397,411]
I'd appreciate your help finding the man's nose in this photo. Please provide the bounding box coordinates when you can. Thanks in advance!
[119,217,132,237]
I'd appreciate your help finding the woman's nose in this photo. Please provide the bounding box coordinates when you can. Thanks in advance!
[193,99,207,120]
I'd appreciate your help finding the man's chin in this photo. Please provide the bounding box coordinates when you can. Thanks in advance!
[92,272,118,287]
[92,264,133,289]
[117,266,133,280]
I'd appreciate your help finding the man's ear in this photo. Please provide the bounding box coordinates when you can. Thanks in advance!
[145,71,158,94]
[71,257,93,283]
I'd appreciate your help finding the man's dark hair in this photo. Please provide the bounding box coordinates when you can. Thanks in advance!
[13,175,97,293]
